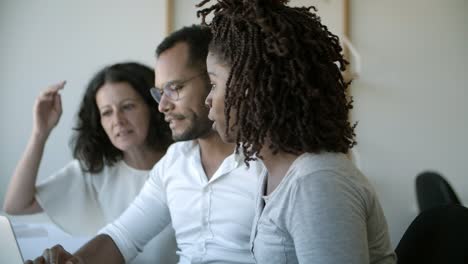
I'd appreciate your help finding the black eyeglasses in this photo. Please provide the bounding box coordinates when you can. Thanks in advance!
[150,72,206,103]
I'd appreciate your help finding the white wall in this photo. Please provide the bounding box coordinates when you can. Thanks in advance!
[174,0,199,30]
[351,0,468,246]
[173,0,468,247]
[0,0,166,204]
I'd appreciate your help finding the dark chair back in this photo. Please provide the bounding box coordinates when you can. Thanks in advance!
[395,205,468,264]
[415,171,461,212]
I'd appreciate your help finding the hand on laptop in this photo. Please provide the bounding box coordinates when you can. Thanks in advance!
[24,245,85,264]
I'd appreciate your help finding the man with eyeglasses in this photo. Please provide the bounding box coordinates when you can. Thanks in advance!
[26,25,262,264]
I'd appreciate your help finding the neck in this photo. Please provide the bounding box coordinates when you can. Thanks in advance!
[123,147,165,170]
[260,147,301,195]
[197,131,236,179]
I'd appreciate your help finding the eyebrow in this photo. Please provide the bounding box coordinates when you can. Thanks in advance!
[155,79,183,90]
[120,98,138,103]
[98,98,138,110]
[207,71,217,77]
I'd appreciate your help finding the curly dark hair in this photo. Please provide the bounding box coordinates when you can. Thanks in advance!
[70,62,173,173]
[197,0,356,162]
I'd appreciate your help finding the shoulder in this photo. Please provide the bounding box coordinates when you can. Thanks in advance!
[153,141,198,168]
[48,160,86,180]
[102,160,148,175]
[164,140,198,159]
[91,160,142,184]
[284,153,377,211]
[291,153,370,189]
[147,141,198,178]
[36,160,90,188]
[59,160,135,188]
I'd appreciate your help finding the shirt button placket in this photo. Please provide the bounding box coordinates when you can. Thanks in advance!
[198,185,211,256]
[202,186,210,228]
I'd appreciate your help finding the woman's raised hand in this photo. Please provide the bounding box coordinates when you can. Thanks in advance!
[33,81,66,139]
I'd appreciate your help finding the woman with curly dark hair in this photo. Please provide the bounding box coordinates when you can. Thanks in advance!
[3,62,177,263]
[201,0,396,263]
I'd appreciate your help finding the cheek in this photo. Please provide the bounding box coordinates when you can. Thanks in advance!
[139,118,151,136]
[135,110,152,134]
[100,119,113,137]
[212,92,225,116]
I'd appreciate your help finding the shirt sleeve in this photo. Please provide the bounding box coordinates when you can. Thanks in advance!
[35,160,106,236]
[98,160,172,263]
[285,171,371,264]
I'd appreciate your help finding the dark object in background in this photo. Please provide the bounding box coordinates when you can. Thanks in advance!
[395,205,468,264]
[415,171,461,212]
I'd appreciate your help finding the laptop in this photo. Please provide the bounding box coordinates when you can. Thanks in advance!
[0,215,25,264]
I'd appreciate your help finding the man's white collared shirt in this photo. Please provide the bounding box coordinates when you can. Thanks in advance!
[100,141,263,264]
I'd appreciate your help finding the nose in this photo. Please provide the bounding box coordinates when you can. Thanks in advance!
[205,89,213,109]
[157,93,174,113]
[112,109,126,125]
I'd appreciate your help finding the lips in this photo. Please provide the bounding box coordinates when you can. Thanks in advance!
[207,110,215,122]
[116,129,132,137]
[212,121,216,131]
[164,114,185,123]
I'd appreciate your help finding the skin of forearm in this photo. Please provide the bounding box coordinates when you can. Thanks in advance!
[74,234,125,264]
[3,131,48,214]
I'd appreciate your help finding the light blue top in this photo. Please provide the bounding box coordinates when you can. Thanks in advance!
[250,152,397,264]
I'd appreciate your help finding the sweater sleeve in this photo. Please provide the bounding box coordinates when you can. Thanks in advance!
[35,160,106,236]
[98,160,172,263]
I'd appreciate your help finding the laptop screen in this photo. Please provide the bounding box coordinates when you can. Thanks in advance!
[0,215,24,264]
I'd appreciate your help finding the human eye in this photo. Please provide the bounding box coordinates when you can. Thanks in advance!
[210,82,217,90]
[100,109,112,117]
[122,103,135,111]
[168,83,183,91]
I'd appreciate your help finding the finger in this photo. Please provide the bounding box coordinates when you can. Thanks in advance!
[36,96,55,105]
[65,256,85,264]
[54,93,63,112]
[40,81,66,97]
[48,247,58,264]
[44,248,52,263]
[49,80,66,92]
[49,244,66,264]
[32,256,46,264]
[41,247,49,257]
[37,88,61,104]
[39,90,58,101]
[65,259,77,264]
[44,247,62,264]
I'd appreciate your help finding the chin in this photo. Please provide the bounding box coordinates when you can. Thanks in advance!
[113,138,142,152]
[171,128,187,141]
[114,144,130,152]
[171,129,198,142]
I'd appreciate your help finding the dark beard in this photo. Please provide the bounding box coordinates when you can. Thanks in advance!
[172,118,213,141]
